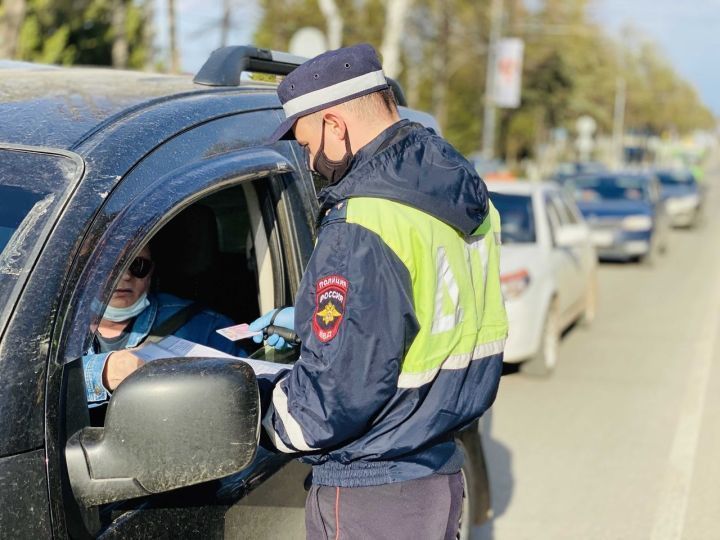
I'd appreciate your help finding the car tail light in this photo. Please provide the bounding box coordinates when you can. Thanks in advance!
[501,269,530,300]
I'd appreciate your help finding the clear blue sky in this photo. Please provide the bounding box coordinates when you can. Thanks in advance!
[163,0,719,116]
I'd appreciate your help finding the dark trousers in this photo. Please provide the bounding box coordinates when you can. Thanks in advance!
[305,472,464,540]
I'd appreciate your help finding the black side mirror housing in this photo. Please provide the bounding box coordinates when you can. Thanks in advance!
[66,357,260,506]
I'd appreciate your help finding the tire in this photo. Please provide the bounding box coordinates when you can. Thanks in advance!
[458,466,473,540]
[455,430,488,539]
[579,272,598,328]
[521,299,559,377]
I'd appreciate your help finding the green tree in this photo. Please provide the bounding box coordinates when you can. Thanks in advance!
[16,0,149,68]
[253,0,715,159]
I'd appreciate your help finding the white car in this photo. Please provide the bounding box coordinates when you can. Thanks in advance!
[488,181,598,376]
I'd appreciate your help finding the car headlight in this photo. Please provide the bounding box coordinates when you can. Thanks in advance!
[667,194,699,211]
[622,215,653,231]
[501,269,531,300]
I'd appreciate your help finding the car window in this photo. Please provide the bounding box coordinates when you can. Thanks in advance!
[556,195,581,225]
[571,175,649,202]
[0,186,45,253]
[0,148,83,335]
[657,170,694,186]
[490,192,536,244]
[544,195,563,243]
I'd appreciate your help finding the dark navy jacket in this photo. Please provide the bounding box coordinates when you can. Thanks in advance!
[262,120,503,487]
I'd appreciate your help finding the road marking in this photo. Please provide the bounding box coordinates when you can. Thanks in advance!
[649,228,720,540]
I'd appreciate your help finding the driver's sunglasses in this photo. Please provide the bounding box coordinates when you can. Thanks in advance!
[128,256,153,279]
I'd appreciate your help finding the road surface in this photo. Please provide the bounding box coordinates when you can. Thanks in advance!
[477,165,720,540]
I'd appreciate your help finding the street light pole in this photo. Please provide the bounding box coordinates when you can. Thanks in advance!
[611,76,626,169]
[482,0,503,160]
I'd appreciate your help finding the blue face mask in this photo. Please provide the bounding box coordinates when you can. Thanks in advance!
[103,293,150,322]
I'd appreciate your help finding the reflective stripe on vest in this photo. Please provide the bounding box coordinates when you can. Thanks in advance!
[346,197,508,388]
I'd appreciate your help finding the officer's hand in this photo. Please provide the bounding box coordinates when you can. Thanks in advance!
[103,349,145,391]
[249,307,296,350]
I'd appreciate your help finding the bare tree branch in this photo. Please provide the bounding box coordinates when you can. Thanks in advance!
[317,0,343,49]
[0,0,27,59]
[220,0,231,47]
[168,0,180,72]
[112,0,129,68]
[380,0,414,78]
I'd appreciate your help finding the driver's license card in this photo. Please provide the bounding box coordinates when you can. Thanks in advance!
[216,323,262,341]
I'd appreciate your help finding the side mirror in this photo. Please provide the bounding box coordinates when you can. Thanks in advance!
[555,223,589,247]
[66,357,260,507]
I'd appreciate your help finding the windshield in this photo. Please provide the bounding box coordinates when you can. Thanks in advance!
[656,170,695,186]
[0,147,83,334]
[491,192,536,244]
[571,176,649,202]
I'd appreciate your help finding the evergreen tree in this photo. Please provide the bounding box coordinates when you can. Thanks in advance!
[15,0,149,68]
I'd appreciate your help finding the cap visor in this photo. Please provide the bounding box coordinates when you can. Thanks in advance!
[267,116,298,144]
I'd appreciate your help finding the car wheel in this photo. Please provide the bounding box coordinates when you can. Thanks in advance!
[521,299,559,377]
[455,431,488,540]
[579,272,598,327]
[458,466,473,540]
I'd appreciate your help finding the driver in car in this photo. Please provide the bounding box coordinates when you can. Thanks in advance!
[82,243,246,407]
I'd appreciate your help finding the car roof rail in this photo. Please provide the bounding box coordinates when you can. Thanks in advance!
[193,45,408,107]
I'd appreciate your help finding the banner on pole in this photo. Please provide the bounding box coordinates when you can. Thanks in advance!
[492,38,524,109]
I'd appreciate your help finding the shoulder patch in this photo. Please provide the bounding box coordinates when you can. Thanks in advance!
[312,274,348,342]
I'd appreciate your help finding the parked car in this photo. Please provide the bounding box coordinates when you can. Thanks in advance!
[552,160,607,183]
[564,172,670,264]
[489,181,597,376]
[468,154,516,181]
[655,168,703,228]
[0,47,490,539]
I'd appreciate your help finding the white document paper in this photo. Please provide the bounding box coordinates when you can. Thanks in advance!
[134,335,289,376]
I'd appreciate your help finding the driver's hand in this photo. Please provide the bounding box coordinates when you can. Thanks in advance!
[103,349,145,391]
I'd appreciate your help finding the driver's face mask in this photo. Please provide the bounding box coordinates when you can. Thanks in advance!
[312,120,353,184]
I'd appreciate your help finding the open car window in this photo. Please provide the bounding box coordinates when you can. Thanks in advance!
[88,179,299,367]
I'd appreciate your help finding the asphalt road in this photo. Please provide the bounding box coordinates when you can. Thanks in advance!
[475,164,720,540]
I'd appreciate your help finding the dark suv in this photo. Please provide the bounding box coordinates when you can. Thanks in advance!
[0,47,489,539]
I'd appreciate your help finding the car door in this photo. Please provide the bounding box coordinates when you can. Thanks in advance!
[647,175,670,250]
[544,193,583,325]
[557,192,595,301]
[0,146,85,539]
[560,192,596,298]
[47,113,315,539]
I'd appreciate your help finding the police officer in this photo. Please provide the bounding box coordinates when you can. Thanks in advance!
[250,43,508,539]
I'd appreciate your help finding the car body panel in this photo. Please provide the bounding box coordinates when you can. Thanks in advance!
[656,169,702,227]
[489,181,596,363]
[0,63,279,149]
[500,245,556,362]
[0,449,52,537]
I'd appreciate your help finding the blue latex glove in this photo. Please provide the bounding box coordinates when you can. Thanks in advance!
[248,307,296,350]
